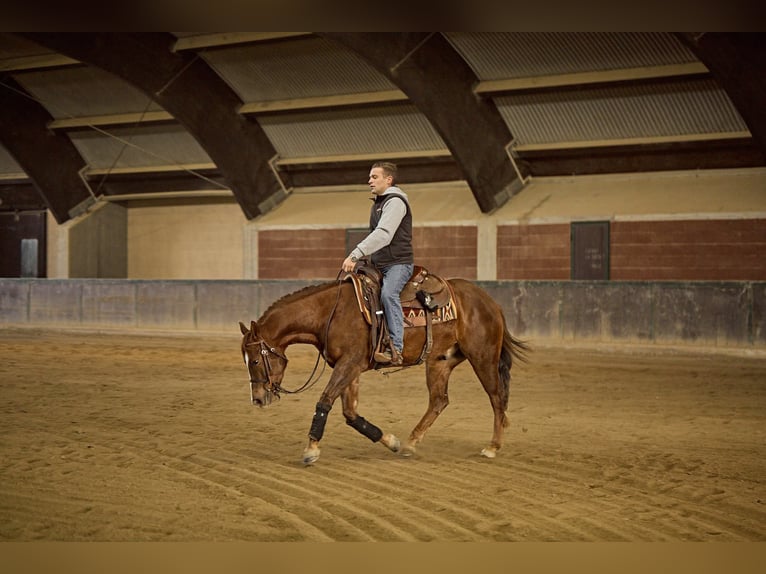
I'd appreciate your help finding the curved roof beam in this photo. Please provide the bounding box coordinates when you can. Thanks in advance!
[676,32,766,158]
[0,76,92,223]
[20,33,286,219]
[321,33,524,214]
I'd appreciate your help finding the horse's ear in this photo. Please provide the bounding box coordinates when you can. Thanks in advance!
[239,321,249,335]
[250,320,259,335]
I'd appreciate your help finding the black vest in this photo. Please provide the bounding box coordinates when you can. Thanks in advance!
[369,192,413,269]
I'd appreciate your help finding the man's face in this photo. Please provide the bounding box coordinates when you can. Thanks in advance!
[368,167,392,196]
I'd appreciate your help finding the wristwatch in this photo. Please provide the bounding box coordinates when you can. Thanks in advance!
[350,255,358,263]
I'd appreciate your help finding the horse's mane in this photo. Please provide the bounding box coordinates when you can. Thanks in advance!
[259,281,340,321]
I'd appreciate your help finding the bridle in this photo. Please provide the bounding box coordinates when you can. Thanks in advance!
[244,338,288,395]
[245,277,345,400]
[244,336,324,398]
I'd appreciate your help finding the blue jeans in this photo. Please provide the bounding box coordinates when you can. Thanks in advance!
[380,263,414,353]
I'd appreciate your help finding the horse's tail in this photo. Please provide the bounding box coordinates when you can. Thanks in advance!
[498,321,531,411]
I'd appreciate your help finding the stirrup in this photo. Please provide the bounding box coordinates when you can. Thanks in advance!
[374,347,403,366]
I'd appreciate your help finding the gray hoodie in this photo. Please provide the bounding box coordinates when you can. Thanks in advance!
[349,186,409,261]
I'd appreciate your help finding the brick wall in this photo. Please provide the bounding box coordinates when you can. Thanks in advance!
[259,226,478,280]
[497,223,570,280]
[611,218,766,280]
[258,229,346,279]
[414,226,477,279]
[258,218,766,281]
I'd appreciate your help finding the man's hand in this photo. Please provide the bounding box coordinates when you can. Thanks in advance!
[342,256,357,272]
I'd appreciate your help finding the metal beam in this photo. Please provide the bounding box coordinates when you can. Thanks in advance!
[0,183,46,211]
[280,154,462,189]
[0,53,79,72]
[475,63,709,94]
[275,149,451,166]
[49,110,174,130]
[517,136,763,176]
[239,89,407,115]
[21,33,286,220]
[321,33,524,213]
[90,171,229,197]
[0,76,92,223]
[173,32,311,51]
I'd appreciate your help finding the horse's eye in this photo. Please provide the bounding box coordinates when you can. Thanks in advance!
[244,353,259,367]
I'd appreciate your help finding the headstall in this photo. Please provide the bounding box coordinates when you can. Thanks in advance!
[245,338,288,394]
[245,336,324,395]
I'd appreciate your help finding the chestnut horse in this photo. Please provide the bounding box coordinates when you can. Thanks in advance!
[239,276,528,465]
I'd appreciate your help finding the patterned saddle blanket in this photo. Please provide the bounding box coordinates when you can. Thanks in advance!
[343,265,458,328]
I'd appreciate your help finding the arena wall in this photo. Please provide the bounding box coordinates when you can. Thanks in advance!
[2,278,764,349]
[4,169,764,349]
[31,168,764,285]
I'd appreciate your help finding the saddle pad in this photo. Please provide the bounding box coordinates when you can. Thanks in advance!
[402,297,457,328]
[343,272,458,328]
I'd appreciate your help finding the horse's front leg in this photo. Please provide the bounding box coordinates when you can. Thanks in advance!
[341,377,400,454]
[303,402,330,465]
[302,364,360,465]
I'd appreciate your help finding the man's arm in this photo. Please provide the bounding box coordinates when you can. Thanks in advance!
[342,196,406,271]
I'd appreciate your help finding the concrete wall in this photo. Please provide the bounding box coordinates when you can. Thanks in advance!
[0,279,310,335]
[482,280,765,348]
[2,278,764,349]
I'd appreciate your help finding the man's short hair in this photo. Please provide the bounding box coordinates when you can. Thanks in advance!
[372,161,398,184]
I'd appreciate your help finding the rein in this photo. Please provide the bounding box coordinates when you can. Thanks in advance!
[246,338,324,396]
[278,348,325,395]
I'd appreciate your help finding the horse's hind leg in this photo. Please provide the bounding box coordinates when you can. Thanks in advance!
[341,377,401,454]
[402,348,461,456]
[467,356,509,459]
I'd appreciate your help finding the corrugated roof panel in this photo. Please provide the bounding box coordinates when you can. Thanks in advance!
[69,124,211,169]
[0,33,53,60]
[13,67,163,119]
[201,36,396,102]
[259,104,446,158]
[496,79,748,144]
[446,32,699,80]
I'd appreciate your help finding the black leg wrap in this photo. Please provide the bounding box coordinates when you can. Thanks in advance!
[346,415,384,443]
[308,402,332,442]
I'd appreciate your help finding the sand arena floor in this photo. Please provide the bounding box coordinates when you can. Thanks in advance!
[1,328,764,541]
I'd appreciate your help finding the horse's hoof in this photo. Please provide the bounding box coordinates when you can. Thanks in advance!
[381,433,400,453]
[480,447,497,459]
[401,444,417,457]
[302,447,320,466]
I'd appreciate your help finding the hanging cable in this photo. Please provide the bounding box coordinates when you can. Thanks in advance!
[0,51,228,194]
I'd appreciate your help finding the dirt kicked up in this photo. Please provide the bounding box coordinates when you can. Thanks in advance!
[1,328,764,541]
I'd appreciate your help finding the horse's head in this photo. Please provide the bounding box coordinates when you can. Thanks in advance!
[239,320,288,407]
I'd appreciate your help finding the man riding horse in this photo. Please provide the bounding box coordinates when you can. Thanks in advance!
[341,161,412,366]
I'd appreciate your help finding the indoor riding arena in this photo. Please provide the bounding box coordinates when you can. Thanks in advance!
[1,33,765,552]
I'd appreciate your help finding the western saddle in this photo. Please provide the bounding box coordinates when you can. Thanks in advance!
[342,263,457,367]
